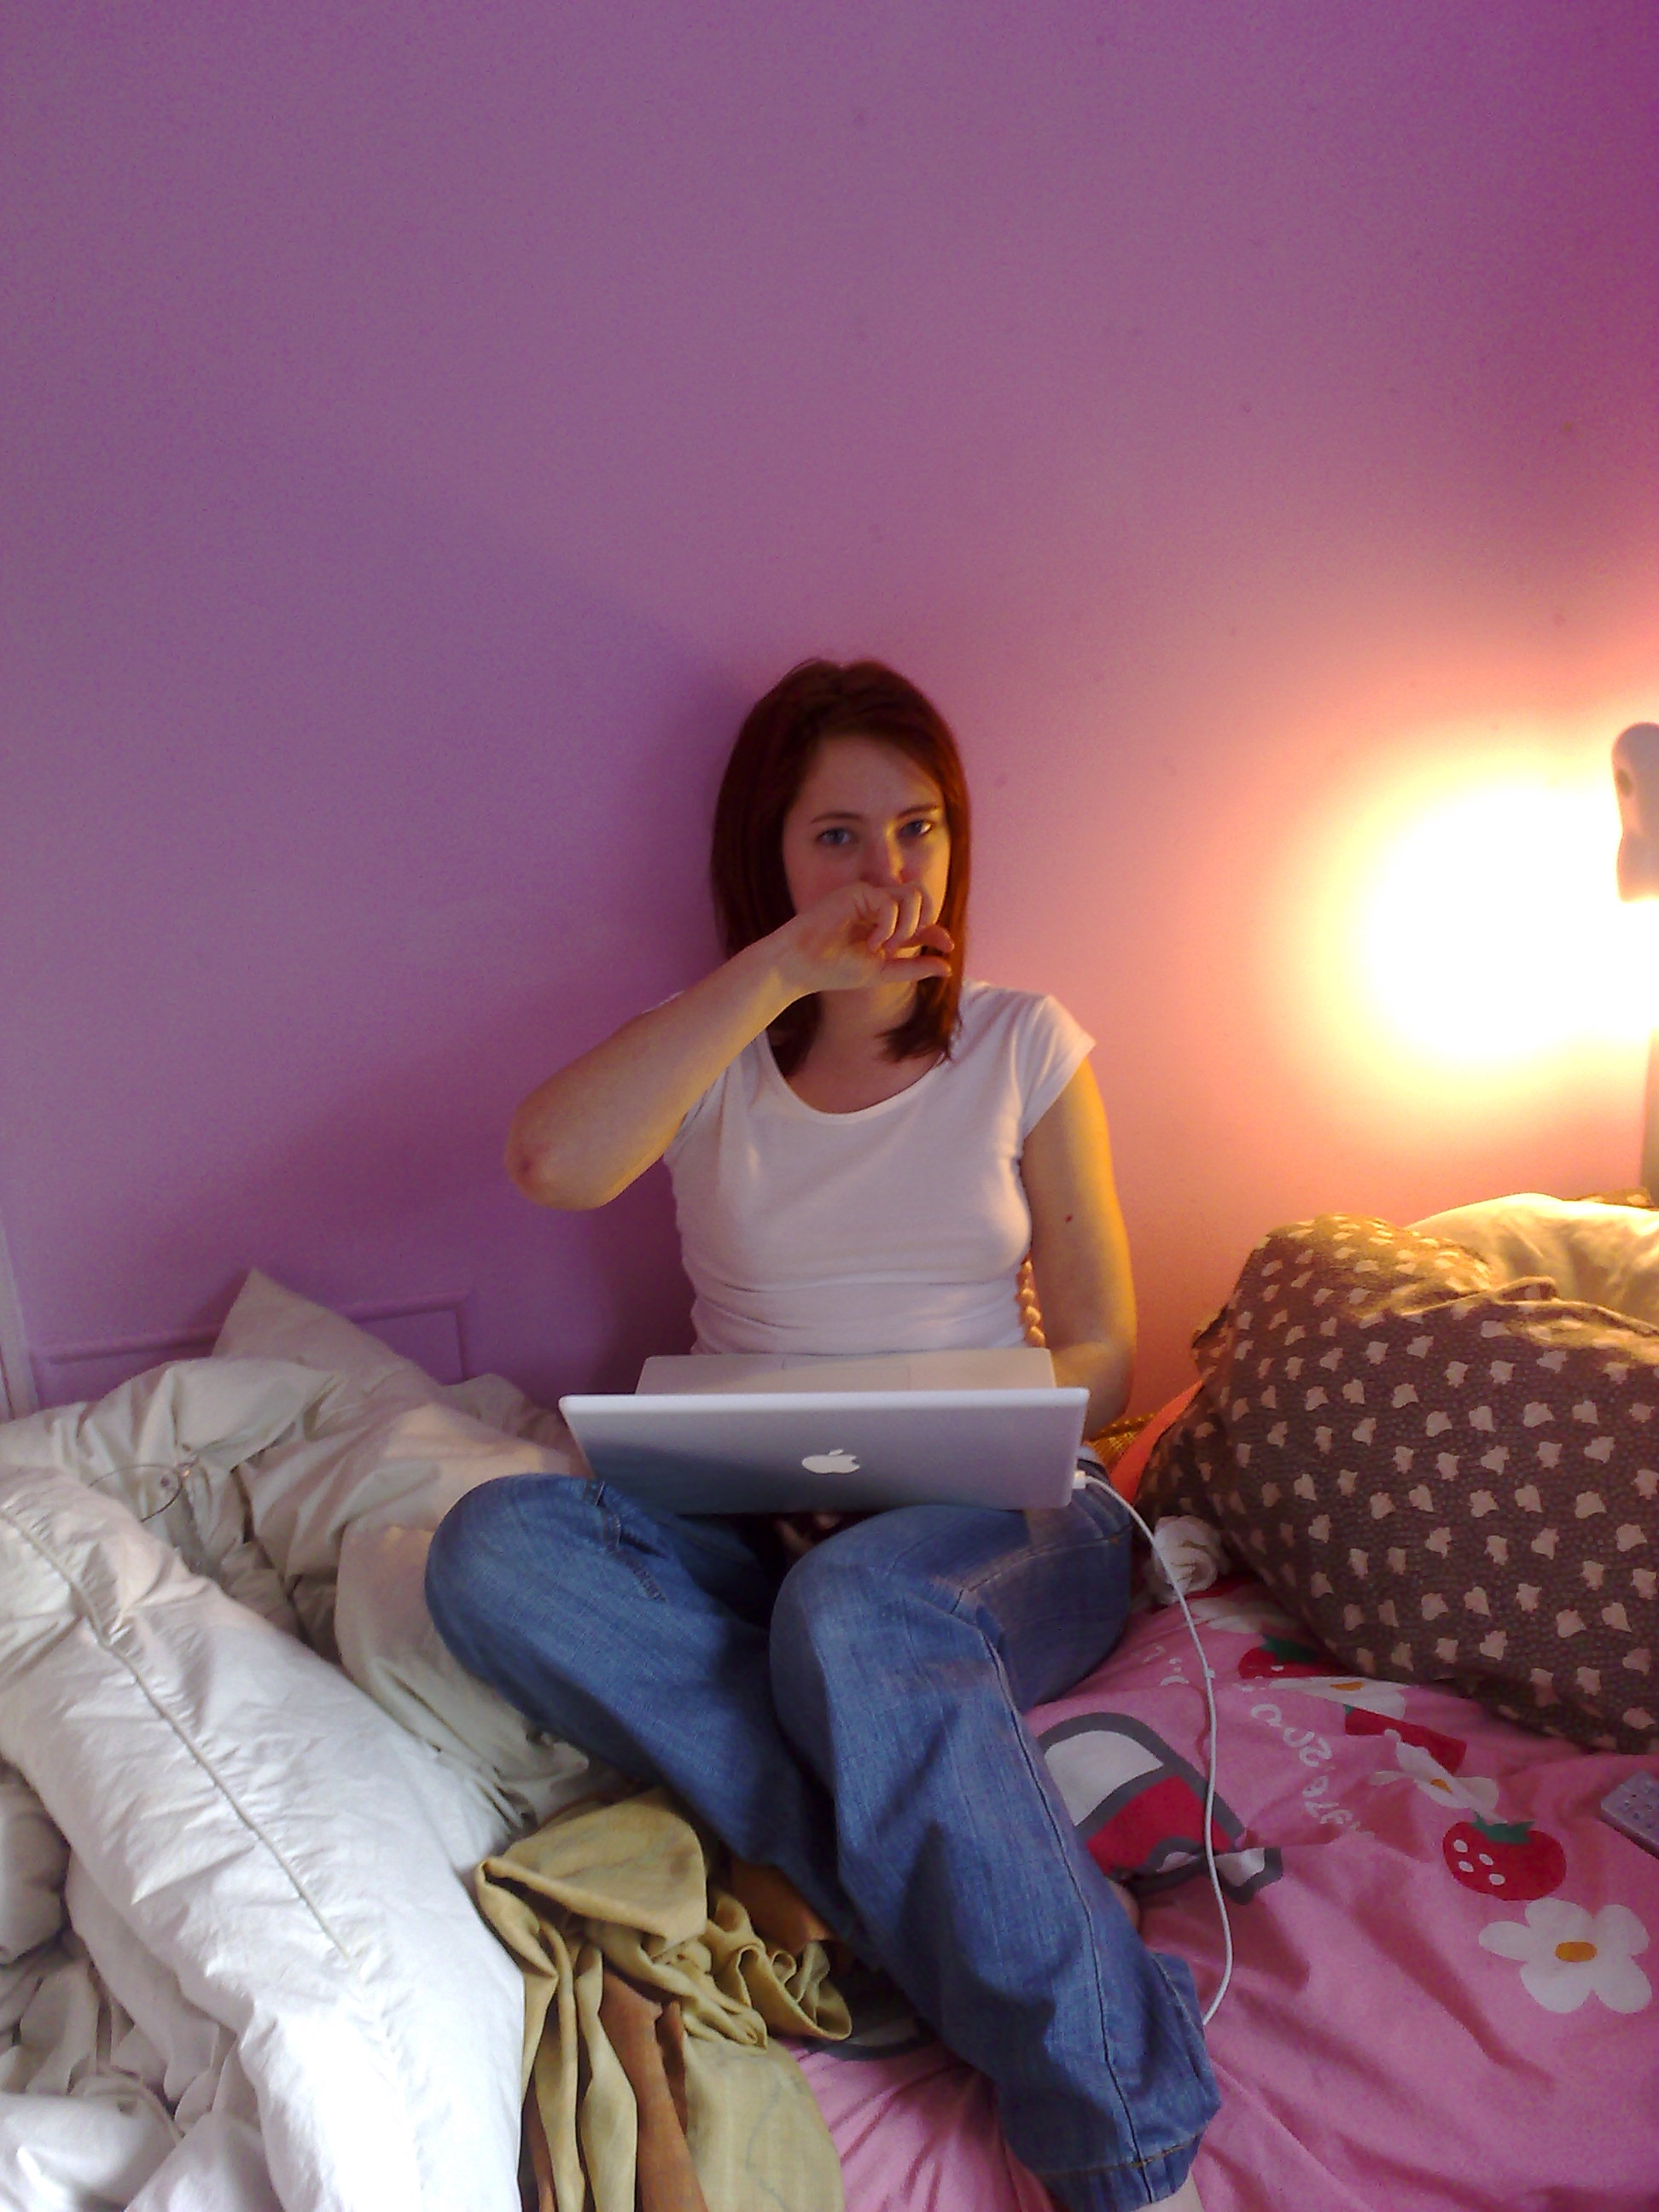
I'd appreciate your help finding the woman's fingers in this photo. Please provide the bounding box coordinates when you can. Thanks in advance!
[906,922,953,956]
[866,884,950,966]
[881,922,953,973]
[859,880,925,950]
[771,1511,851,1561]
[864,888,903,951]
[778,882,954,994]
[772,1518,818,1562]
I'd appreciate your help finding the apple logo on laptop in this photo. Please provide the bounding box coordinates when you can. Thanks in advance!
[802,1447,860,1474]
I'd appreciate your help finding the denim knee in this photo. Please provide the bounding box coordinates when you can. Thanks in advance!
[771,1528,923,1664]
[767,1525,962,1754]
[424,1473,584,1658]
[428,1475,511,1606]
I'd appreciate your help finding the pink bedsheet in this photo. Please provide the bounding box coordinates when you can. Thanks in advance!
[804,1575,1658,2212]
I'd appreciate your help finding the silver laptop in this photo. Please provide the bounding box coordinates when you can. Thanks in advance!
[559,1348,1088,1514]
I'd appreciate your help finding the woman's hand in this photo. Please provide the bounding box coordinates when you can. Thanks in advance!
[770,882,953,1002]
[770,1511,852,1561]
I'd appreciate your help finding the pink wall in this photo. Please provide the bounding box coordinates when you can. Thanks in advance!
[3,3,1656,1412]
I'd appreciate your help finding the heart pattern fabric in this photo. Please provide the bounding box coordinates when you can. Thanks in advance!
[1138,1214,1657,1755]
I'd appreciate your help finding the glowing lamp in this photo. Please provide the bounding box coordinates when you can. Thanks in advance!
[1613,722,1659,1190]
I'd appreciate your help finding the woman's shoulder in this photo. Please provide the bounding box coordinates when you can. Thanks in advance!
[954,981,1094,1123]
[957,978,1086,1043]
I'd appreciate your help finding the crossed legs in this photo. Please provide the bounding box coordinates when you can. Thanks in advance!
[425,1475,1216,2209]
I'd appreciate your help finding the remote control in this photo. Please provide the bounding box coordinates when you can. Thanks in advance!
[1598,1771,1659,1858]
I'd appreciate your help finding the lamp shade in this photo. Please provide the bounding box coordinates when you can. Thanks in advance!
[1613,722,1659,900]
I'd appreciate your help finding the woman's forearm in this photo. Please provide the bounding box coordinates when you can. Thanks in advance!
[506,940,795,1208]
[508,880,954,1211]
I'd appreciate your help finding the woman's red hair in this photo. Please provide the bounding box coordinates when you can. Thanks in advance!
[710,660,970,1076]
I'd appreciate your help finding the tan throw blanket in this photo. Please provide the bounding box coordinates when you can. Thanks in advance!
[475,1789,849,2212]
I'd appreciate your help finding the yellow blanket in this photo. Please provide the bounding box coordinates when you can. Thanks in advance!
[475,1790,849,2212]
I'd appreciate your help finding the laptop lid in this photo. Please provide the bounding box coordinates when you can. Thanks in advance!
[560,1353,1088,1514]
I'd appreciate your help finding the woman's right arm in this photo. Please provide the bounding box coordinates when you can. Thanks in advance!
[506,940,795,1208]
[506,882,951,1208]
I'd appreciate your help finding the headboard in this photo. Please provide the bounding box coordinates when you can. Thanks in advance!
[0,1213,34,1421]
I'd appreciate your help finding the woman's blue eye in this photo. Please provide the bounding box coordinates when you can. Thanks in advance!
[817,827,854,847]
[902,818,936,839]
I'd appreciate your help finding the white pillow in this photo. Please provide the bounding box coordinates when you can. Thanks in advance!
[0,2088,178,2212]
[0,1463,522,2212]
[212,1272,597,1840]
[0,1358,335,1636]
[1411,1192,1659,1325]
[214,1271,574,1452]
[213,1271,433,1397]
[67,1851,242,2129]
[209,1273,578,1584]
[225,1381,568,1586]
[0,1355,331,1498]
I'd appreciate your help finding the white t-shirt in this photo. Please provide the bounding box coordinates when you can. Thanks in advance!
[663,981,1093,1358]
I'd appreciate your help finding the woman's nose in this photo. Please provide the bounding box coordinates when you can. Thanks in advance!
[864,835,908,885]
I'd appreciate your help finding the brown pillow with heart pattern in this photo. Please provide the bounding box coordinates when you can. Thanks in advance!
[1137,1214,1657,1754]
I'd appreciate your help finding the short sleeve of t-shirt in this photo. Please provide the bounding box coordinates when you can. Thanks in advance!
[664,1052,719,1162]
[1007,991,1092,1139]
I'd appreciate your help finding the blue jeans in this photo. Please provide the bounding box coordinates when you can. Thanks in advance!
[425,1476,1218,2209]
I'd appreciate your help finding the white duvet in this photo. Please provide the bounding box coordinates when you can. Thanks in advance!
[0,1278,603,2212]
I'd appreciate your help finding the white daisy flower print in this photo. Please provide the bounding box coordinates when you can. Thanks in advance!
[1370,1739,1499,1816]
[1479,1899,1651,2014]
[1186,1588,1300,1639]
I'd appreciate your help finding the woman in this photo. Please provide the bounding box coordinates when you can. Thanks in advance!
[426,661,1217,2210]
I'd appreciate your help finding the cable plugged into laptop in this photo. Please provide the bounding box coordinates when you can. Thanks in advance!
[1075,1452,1235,2025]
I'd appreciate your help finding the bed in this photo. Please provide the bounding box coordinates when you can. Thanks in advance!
[1,1196,1655,2211]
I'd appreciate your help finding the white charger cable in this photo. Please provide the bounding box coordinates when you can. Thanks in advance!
[1078,1458,1236,2024]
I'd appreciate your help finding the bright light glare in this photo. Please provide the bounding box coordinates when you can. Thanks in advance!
[1357,778,1659,1066]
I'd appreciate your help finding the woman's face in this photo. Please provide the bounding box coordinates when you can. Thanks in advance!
[780,735,952,923]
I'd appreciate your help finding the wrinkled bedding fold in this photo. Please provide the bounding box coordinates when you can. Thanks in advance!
[477,1787,848,2212]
